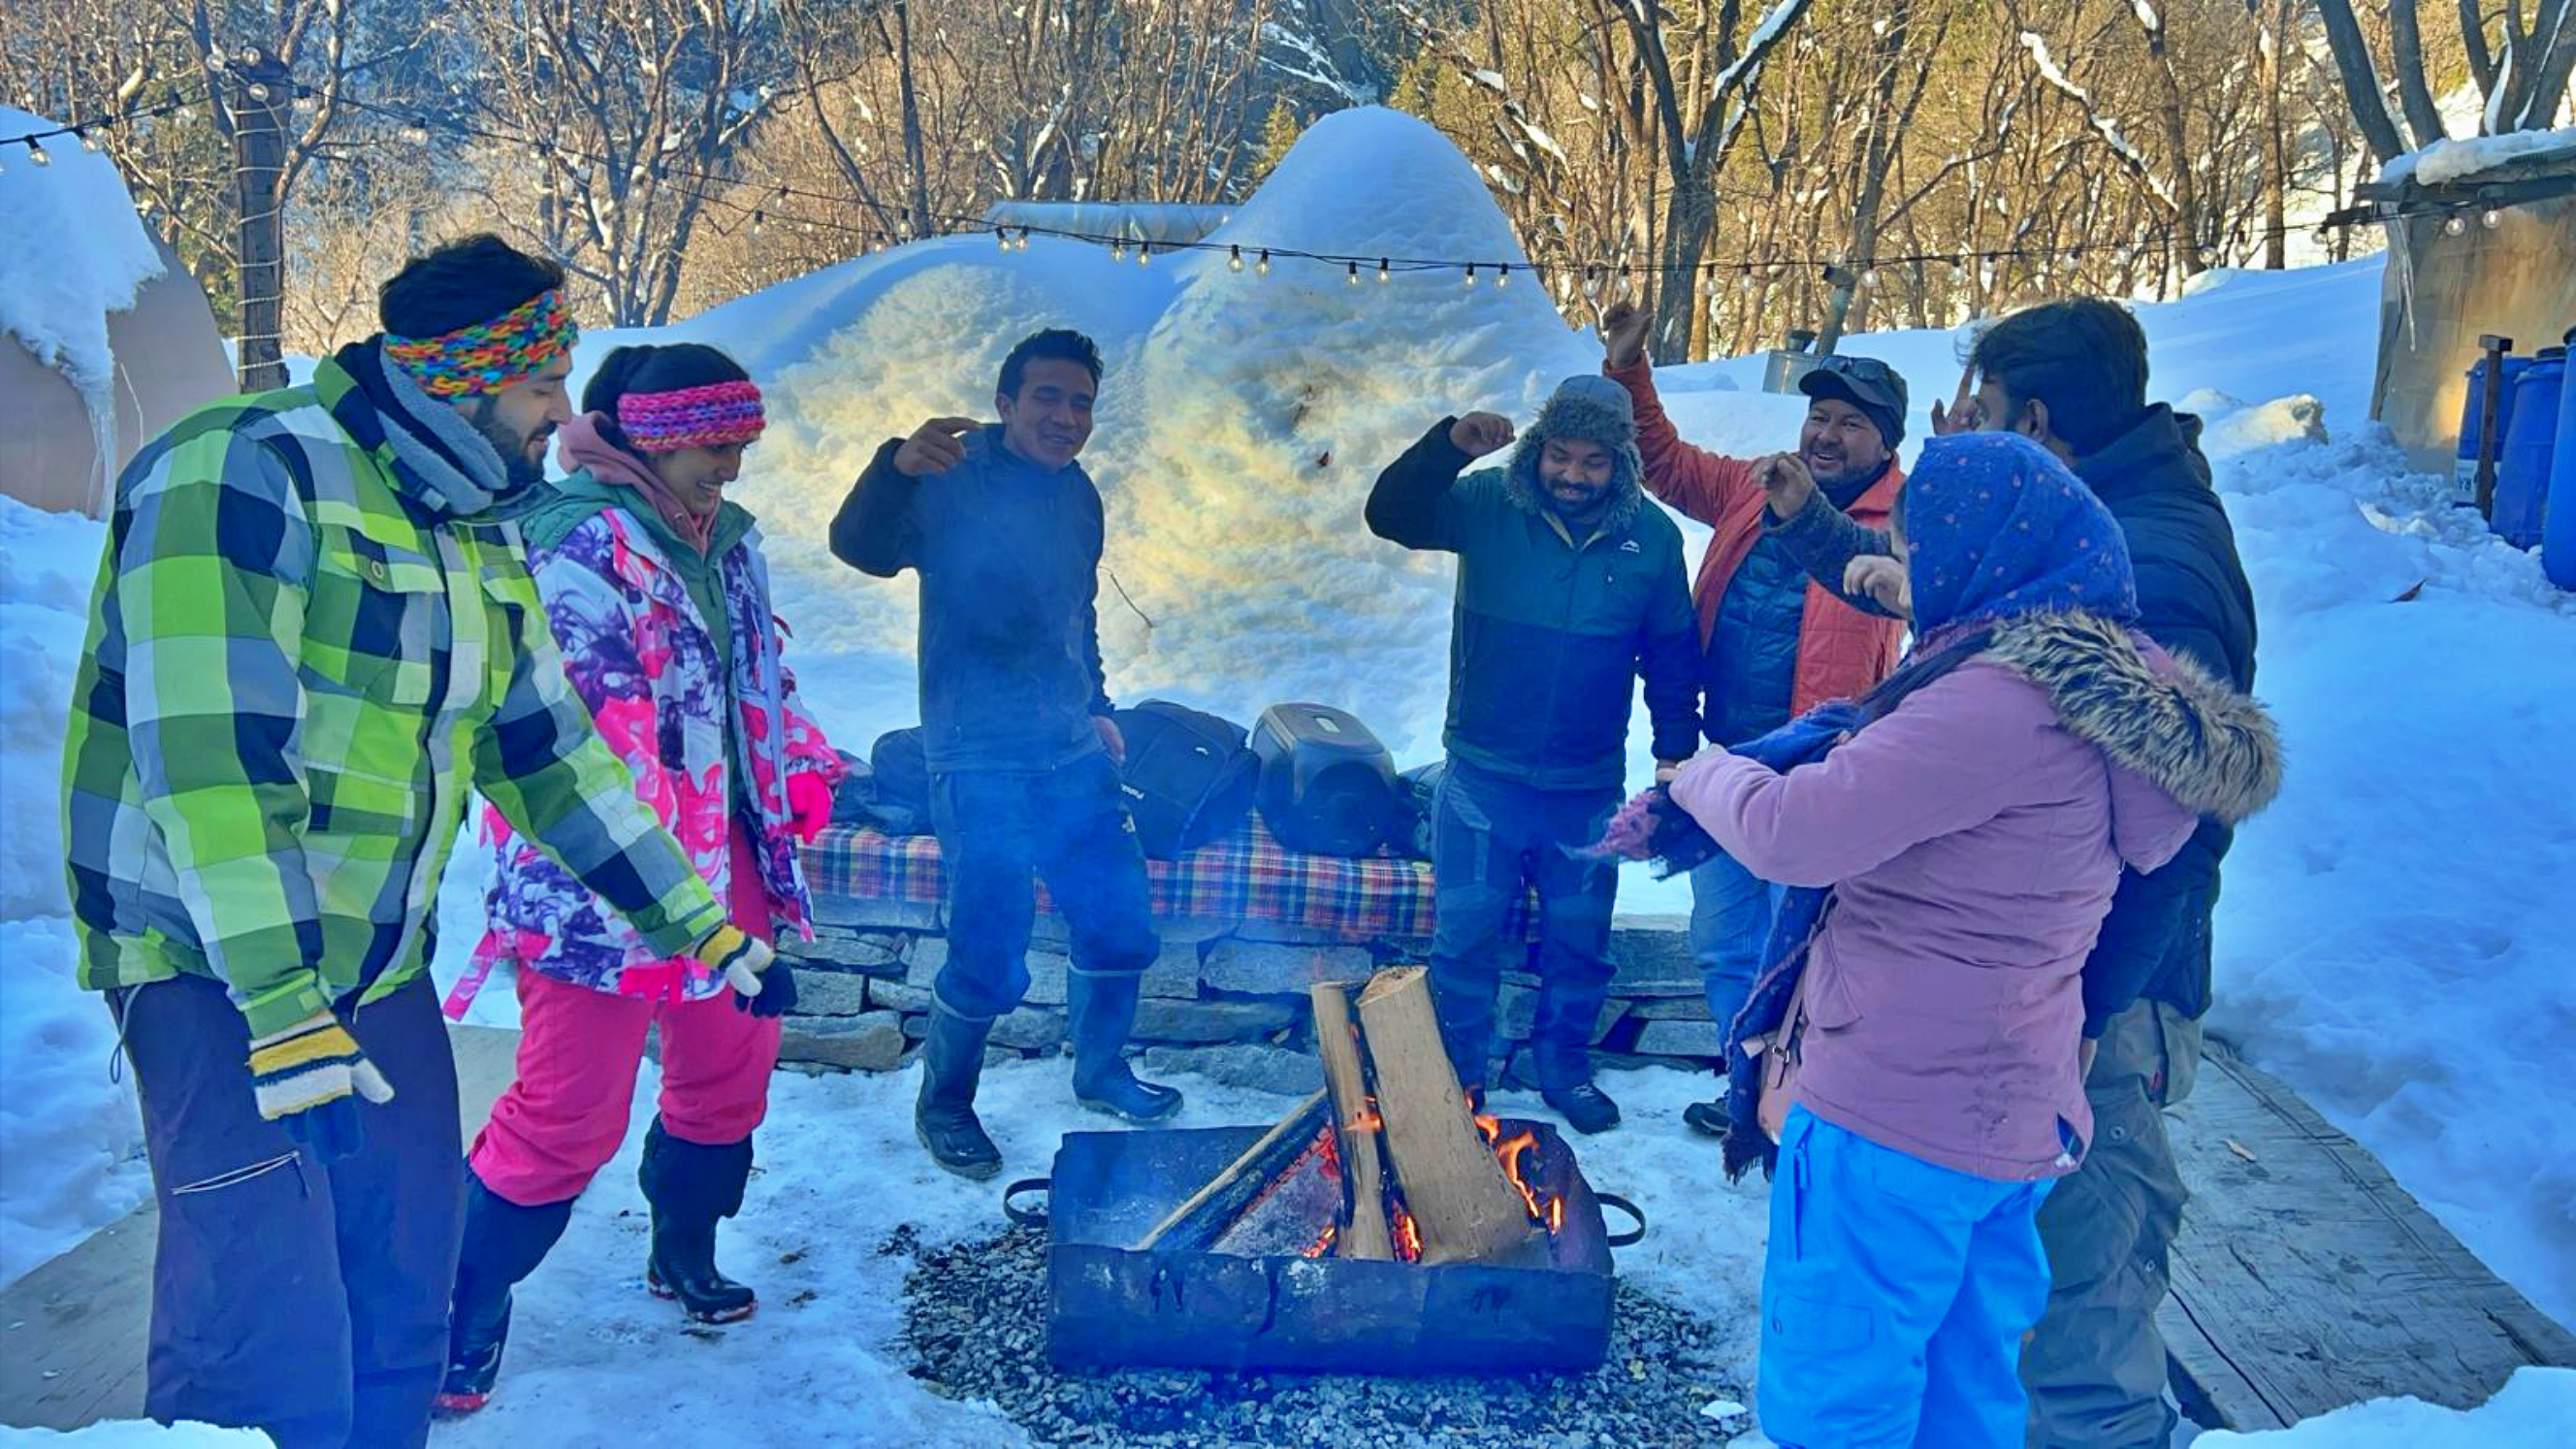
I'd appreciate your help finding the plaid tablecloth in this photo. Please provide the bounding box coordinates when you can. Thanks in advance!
[801,818,1535,942]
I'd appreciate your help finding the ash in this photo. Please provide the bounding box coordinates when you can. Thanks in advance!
[898,1225,1748,1447]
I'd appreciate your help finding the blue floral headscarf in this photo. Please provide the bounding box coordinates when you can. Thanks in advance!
[1904,432,2139,634]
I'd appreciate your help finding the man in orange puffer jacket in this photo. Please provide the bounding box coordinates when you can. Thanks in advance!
[1597,302,1910,1137]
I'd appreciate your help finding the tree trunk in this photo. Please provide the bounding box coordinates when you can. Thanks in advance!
[2387,0,2450,148]
[2138,7,2210,274]
[895,0,931,235]
[2314,0,2412,165]
[230,50,291,391]
[2261,0,2292,270]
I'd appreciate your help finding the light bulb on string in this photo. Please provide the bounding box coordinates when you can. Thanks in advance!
[2443,213,2466,237]
[1581,268,1603,301]
[1377,258,1391,283]
[1465,264,1477,287]
[1495,264,1509,289]
[1859,266,1881,288]
[1111,239,1127,262]
[2481,209,2502,230]
[750,209,765,237]
[996,227,1011,251]
[1698,268,1717,298]
[78,128,101,152]
[26,138,49,167]
[1346,260,1360,286]
[1256,249,1271,276]
[1229,244,1244,274]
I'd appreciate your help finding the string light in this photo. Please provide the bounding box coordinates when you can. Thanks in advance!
[1495,263,1509,289]
[1136,241,1151,266]
[1377,257,1391,283]
[2443,214,2466,236]
[78,128,101,152]
[750,209,766,237]
[1256,249,1271,276]
[25,138,48,167]
[1228,243,1244,273]
[1464,264,1477,286]
[996,226,1011,251]
[2481,209,2502,230]
[1111,238,1127,262]
[1346,260,1360,285]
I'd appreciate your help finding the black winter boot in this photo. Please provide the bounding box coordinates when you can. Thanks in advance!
[637,1118,757,1324]
[435,1173,575,1416]
[1068,968,1183,1123]
[916,1004,1004,1178]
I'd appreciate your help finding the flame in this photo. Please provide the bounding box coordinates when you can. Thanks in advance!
[1392,1206,1424,1263]
[1495,1130,1547,1224]
[1346,1108,1384,1134]
[1303,1222,1337,1259]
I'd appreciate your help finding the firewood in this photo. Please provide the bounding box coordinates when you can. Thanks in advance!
[1354,966,1538,1265]
[1309,982,1395,1260]
[1132,1089,1331,1252]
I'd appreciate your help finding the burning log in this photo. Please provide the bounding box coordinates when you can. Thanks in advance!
[1355,966,1543,1266]
[1309,982,1395,1261]
[1133,1089,1331,1252]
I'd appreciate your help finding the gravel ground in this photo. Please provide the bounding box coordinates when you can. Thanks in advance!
[896,1224,1751,1447]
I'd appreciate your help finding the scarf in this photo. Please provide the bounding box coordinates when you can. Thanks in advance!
[557,412,715,553]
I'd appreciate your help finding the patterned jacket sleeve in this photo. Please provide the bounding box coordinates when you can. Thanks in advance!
[469,549,726,959]
[114,433,330,1035]
[777,657,847,787]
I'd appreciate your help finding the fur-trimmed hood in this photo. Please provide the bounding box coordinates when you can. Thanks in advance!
[1501,374,1647,532]
[1983,609,2283,831]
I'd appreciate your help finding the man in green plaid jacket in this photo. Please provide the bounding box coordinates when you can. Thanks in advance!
[59,235,779,1449]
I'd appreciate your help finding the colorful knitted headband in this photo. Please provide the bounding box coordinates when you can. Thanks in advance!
[383,289,579,399]
[616,380,767,452]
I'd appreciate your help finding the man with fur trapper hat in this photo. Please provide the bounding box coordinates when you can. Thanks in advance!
[1368,376,1699,1134]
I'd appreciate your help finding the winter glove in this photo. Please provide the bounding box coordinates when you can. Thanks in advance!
[246,1011,396,1163]
[733,957,797,1018]
[787,771,834,844]
[692,923,779,1003]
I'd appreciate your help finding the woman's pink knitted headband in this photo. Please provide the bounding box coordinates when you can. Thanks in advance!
[616,380,767,453]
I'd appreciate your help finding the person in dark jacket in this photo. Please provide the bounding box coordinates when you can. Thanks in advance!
[1765,297,2258,1449]
[828,329,1180,1180]
[1368,376,1699,1134]
[1598,302,1913,1141]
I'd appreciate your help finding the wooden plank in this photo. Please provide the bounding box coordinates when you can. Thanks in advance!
[1132,1091,1331,1251]
[2159,1037,2576,1430]
[1353,967,1536,1266]
[1308,982,1393,1260]
[1,1023,523,1431]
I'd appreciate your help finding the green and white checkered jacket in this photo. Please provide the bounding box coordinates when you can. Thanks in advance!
[61,347,726,1038]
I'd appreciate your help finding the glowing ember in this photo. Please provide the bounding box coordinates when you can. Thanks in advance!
[1303,1222,1337,1259]
[1392,1206,1424,1263]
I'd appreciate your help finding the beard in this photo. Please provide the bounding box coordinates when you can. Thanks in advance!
[462,397,552,497]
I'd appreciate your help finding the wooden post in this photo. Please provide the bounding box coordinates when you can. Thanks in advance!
[1309,982,1394,1261]
[229,46,292,392]
[2473,334,2514,519]
[1354,967,1535,1265]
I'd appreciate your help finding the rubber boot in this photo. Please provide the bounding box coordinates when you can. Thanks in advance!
[1068,968,1183,1122]
[915,1004,1004,1178]
[434,1173,575,1416]
[636,1118,757,1324]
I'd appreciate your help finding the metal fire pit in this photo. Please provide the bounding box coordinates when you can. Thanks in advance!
[1006,1117,1641,1376]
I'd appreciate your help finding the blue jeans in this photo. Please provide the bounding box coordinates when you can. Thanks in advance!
[926,753,1159,1021]
[1760,1108,2056,1449]
[1689,847,1783,1047]
[1426,758,1620,1092]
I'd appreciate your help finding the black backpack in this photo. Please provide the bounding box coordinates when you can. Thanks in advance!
[1112,701,1260,858]
[845,726,932,836]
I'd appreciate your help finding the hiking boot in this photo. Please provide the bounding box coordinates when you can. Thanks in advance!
[1683,1098,1729,1138]
[434,1174,574,1417]
[916,1004,1004,1178]
[637,1118,757,1324]
[1068,968,1182,1123]
[1543,1080,1623,1136]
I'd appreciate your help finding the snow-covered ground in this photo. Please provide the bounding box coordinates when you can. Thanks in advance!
[3,106,2571,1441]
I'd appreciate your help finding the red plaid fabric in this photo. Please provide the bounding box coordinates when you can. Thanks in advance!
[800,818,1536,942]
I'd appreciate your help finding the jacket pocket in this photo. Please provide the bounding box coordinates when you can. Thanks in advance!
[306,524,442,708]
[1765,1293,1873,1353]
[1801,938,1862,1032]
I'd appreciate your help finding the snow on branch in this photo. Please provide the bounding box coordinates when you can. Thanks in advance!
[1710,0,1815,100]
[2017,31,2180,213]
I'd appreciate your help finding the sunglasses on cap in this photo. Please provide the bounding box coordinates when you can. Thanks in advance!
[1812,354,1901,390]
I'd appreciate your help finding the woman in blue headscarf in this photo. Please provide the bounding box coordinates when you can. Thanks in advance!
[1662,433,2281,1446]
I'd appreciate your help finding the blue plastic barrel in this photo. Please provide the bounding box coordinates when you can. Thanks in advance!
[2546,333,2576,591]
[2455,354,2532,507]
[2493,349,2563,549]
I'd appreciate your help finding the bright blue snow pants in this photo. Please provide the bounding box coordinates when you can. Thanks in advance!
[1758,1107,2056,1449]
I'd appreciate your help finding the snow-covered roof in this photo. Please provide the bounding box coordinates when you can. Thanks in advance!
[2375,127,2576,190]
[0,106,166,403]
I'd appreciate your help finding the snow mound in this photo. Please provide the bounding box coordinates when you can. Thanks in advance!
[0,496,148,1286]
[2200,1367,2576,1445]
[0,107,166,455]
[2379,126,2576,186]
[0,1426,273,1447]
